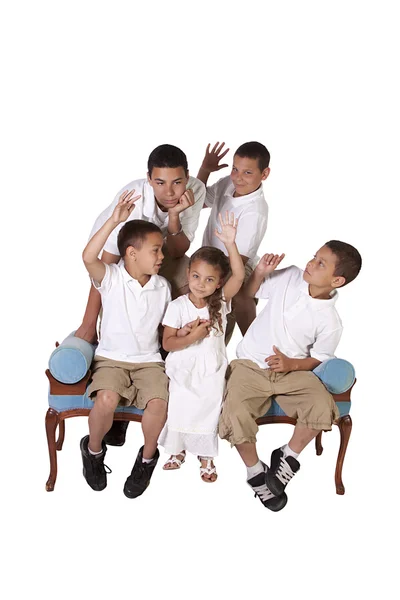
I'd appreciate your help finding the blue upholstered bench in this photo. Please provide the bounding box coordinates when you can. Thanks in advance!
[45,333,355,493]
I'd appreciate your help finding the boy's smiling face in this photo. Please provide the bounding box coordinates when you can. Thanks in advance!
[148,167,189,211]
[303,245,345,291]
[230,155,270,197]
[126,232,164,275]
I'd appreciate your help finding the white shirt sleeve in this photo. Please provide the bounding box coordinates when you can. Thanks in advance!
[162,299,182,329]
[255,267,291,300]
[235,213,268,260]
[204,180,218,208]
[179,177,206,242]
[92,263,118,296]
[310,327,343,362]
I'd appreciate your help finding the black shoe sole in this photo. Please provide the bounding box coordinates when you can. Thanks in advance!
[265,471,285,497]
[264,492,288,512]
[123,479,149,499]
[82,468,107,491]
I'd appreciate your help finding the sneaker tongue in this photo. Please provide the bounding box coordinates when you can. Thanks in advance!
[286,456,300,471]
[248,472,265,486]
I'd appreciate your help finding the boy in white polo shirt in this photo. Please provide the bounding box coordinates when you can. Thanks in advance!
[76,144,205,447]
[197,141,270,343]
[76,144,205,346]
[219,241,362,511]
[80,189,171,498]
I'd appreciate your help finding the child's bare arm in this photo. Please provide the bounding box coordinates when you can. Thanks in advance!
[197,142,230,186]
[214,212,245,302]
[243,253,285,297]
[82,190,140,283]
[163,319,210,352]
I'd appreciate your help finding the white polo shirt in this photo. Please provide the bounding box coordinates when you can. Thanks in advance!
[202,176,268,268]
[93,263,171,363]
[90,176,206,256]
[236,266,343,369]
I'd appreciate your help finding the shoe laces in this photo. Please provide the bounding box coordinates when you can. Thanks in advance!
[276,457,296,485]
[253,483,275,502]
[91,456,112,477]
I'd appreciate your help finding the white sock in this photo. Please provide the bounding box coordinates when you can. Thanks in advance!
[282,444,299,460]
[246,460,264,480]
[88,446,103,456]
[142,456,153,464]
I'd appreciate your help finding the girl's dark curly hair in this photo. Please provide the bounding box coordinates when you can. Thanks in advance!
[189,246,231,334]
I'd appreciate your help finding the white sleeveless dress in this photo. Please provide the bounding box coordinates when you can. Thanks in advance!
[158,294,231,457]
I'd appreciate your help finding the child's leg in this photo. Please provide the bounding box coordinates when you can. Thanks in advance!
[232,290,257,337]
[198,457,217,483]
[266,372,339,495]
[141,398,168,459]
[89,389,121,452]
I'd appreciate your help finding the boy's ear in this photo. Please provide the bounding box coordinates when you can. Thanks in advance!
[147,171,151,183]
[127,245,137,260]
[332,275,346,289]
[262,167,271,181]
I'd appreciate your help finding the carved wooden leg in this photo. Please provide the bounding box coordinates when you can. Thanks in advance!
[315,431,323,456]
[335,415,352,495]
[45,408,59,491]
[56,419,65,451]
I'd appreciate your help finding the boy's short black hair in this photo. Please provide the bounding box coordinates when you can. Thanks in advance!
[117,219,162,257]
[147,144,188,177]
[325,240,362,286]
[234,141,270,171]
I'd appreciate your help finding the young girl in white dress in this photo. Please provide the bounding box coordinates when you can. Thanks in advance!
[158,212,245,482]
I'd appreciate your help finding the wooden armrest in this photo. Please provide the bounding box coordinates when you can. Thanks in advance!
[45,369,91,395]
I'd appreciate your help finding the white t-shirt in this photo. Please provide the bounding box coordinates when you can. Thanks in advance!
[93,263,171,363]
[202,176,268,268]
[90,176,206,255]
[236,265,343,369]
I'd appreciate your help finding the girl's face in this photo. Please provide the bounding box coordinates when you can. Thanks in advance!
[188,260,222,299]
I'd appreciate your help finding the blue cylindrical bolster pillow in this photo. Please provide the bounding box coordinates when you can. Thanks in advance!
[48,332,96,384]
[313,358,355,394]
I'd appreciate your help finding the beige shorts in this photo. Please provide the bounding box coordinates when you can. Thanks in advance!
[88,357,169,408]
[219,359,340,446]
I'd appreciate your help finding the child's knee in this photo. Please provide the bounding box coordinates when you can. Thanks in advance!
[145,397,168,417]
[96,389,120,410]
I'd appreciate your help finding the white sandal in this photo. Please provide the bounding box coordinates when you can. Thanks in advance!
[198,456,218,483]
[163,451,186,470]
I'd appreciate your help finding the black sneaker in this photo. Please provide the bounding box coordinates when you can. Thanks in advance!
[123,446,160,499]
[266,447,300,496]
[80,435,111,491]
[103,420,129,446]
[247,462,288,512]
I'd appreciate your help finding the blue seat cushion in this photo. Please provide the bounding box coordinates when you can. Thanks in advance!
[48,357,354,418]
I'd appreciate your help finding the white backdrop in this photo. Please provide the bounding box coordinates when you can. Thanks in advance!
[1,1,398,599]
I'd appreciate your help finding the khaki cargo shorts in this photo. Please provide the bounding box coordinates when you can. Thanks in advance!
[88,356,169,408]
[219,359,340,446]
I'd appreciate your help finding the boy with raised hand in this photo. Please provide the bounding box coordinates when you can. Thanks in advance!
[76,144,205,346]
[197,141,270,343]
[219,241,362,511]
[80,190,171,498]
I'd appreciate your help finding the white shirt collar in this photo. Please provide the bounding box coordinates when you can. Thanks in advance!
[224,180,264,205]
[299,277,338,310]
[120,264,162,290]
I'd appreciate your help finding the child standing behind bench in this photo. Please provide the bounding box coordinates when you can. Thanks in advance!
[80,190,171,498]
[197,141,270,343]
